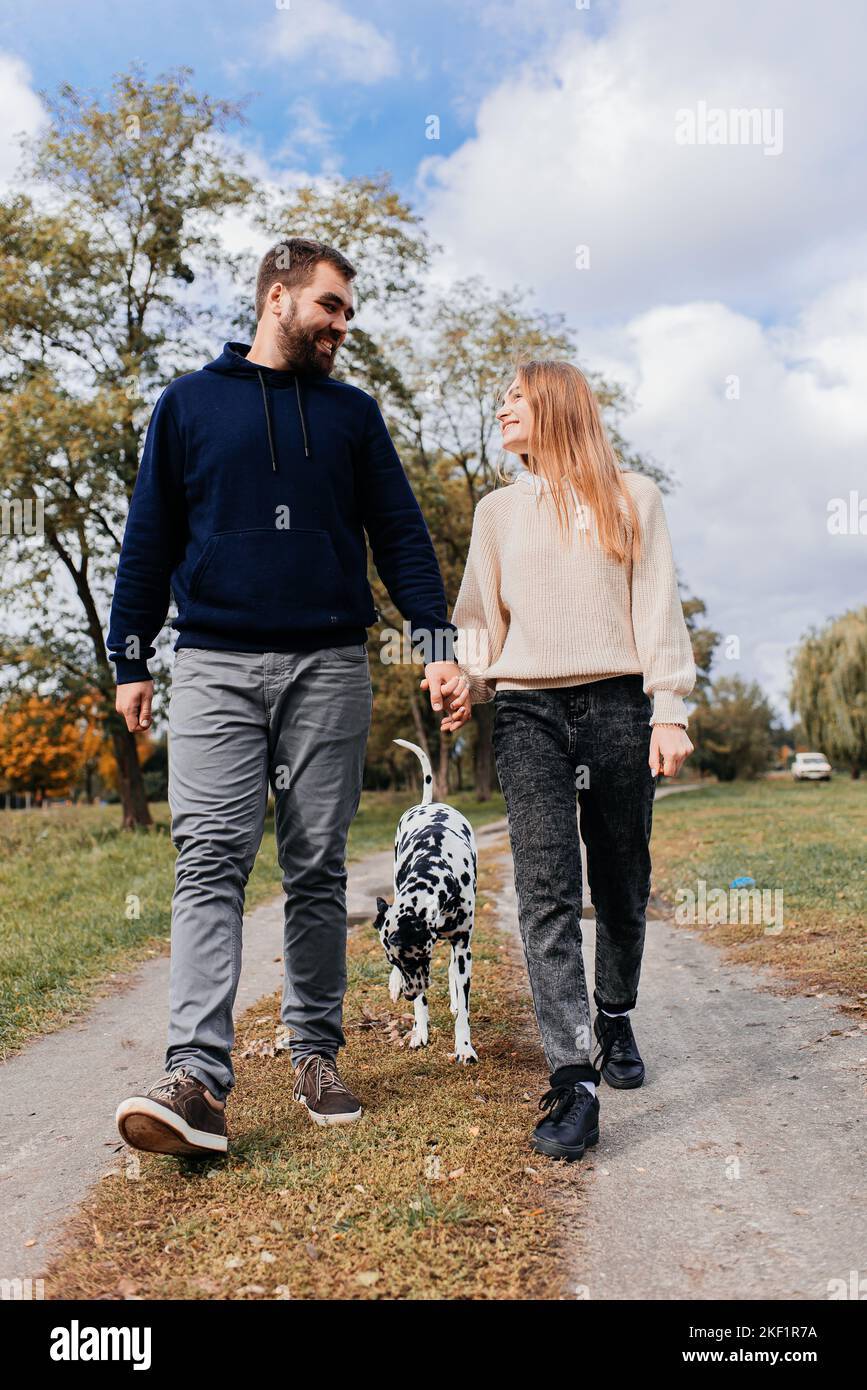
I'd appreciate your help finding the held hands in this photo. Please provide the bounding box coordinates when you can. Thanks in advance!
[116,679,155,733]
[421,662,473,733]
[649,723,694,779]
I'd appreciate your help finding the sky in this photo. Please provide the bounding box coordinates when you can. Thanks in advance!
[1,0,865,720]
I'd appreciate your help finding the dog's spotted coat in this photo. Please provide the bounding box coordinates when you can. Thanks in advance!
[374,739,478,1062]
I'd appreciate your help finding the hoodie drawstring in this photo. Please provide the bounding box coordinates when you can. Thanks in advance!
[257,370,278,473]
[295,376,310,458]
[256,369,311,473]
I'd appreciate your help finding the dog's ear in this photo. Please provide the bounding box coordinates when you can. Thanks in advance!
[374,896,389,922]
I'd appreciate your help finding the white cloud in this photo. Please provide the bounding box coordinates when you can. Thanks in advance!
[0,52,47,187]
[415,0,867,717]
[581,284,867,717]
[264,0,398,85]
[418,0,867,322]
[276,97,341,174]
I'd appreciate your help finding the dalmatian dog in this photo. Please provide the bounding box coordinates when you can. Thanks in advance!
[373,739,478,1063]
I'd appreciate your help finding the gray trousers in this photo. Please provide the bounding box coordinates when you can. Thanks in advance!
[165,645,372,1100]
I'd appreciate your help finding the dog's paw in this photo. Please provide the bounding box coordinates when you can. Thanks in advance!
[453,1044,478,1065]
[409,1028,429,1050]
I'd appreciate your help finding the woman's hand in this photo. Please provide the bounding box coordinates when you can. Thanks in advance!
[420,668,473,733]
[649,723,694,779]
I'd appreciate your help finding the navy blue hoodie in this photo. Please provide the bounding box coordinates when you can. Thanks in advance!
[107,342,456,683]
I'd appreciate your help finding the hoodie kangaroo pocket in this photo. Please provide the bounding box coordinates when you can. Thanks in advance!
[187,528,358,635]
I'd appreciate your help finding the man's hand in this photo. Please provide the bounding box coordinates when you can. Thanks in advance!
[116,679,154,733]
[420,661,472,734]
[649,724,694,779]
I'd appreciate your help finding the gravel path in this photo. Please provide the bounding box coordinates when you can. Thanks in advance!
[4,786,863,1302]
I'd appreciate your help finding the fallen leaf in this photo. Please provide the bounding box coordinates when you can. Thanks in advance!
[354,1271,381,1287]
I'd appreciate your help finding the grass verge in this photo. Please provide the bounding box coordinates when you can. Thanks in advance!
[650,777,867,1009]
[40,841,585,1302]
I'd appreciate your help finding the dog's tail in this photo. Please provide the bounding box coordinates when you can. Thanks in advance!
[393,738,435,806]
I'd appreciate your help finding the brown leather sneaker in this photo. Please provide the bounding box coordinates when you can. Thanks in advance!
[115,1068,228,1156]
[292,1054,362,1126]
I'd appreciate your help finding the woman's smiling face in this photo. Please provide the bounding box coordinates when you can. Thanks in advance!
[496,376,533,455]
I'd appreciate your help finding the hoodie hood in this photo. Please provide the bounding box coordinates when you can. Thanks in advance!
[204,341,310,468]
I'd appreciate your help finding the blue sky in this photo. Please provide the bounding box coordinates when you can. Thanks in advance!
[0,0,611,189]
[1,0,865,716]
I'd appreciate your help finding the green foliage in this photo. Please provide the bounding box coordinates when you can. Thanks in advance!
[689,676,777,781]
[790,607,867,775]
[0,67,255,716]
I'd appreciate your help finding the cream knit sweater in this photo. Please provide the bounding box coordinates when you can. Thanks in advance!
[450,470,696,727]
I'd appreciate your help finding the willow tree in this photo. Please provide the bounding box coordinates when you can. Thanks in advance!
[0,67,255,826]
[790,607,867,777]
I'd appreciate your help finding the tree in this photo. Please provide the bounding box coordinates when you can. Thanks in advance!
[682,594,720,697]
[387,278,683,799]
[0,67,255,827]
[790,607,867,778]
[688,676,777,781]
[0,693,96,802]
[250,174,433,413]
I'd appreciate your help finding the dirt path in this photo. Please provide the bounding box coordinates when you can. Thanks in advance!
[4,790,863,1301]
[492,813,867,1300]
[0,822,507,1283]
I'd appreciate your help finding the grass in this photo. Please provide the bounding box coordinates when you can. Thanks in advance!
[41,844,586,1302]
[0,790,506,1059]
[650,776,867,1007]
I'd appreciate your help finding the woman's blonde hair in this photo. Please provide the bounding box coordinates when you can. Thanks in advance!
[496,359,641,566]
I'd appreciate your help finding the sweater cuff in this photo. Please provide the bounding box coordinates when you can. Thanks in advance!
[461,668,496,704]
[649,690,689,727]
[113,656,152,685]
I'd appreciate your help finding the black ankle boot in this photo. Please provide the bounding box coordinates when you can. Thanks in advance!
[593,1011,645,1088]
[530,1083,600,1161]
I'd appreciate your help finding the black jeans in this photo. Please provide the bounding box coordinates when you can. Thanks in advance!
[492,675,655,1086]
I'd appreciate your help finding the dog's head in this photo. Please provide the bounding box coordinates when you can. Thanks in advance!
[373,895,437,1001]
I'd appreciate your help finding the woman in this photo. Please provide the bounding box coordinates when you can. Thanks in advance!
[439,360,695,1161]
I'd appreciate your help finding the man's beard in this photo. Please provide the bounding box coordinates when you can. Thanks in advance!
[275,306,340,376]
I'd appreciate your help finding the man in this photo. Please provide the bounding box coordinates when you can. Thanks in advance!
[109,238,464,1156]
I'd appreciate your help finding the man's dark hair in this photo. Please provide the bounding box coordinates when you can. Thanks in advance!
[255,237,357,320]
